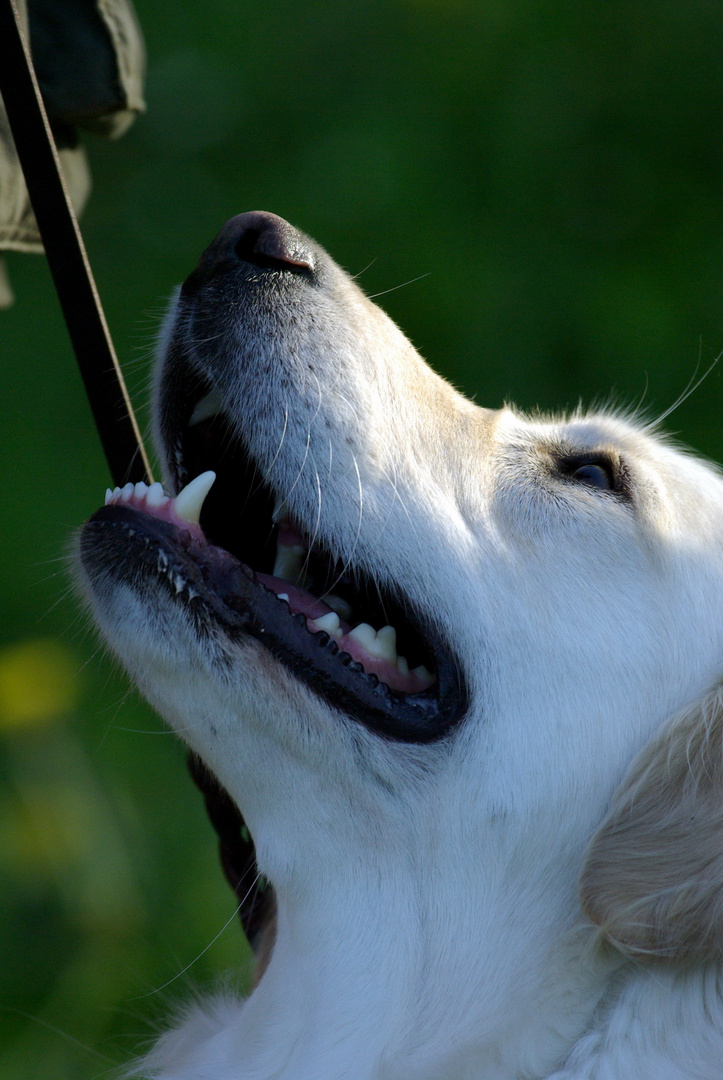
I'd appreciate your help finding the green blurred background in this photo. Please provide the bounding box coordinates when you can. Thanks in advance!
[1,0,722,1075]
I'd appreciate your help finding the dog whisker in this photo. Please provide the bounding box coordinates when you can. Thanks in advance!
[365,270,431,300]
[654,350,721,427]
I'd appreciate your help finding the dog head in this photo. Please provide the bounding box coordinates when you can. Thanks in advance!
[79,213,723,1076]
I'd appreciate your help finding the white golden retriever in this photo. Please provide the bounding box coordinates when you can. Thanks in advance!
[79,213,723,1079]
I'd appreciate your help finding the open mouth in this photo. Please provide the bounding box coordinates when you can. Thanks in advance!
[87,380,467,742]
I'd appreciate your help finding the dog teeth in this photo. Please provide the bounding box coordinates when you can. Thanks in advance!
[348,622,376,649]
[324,593,353,620]
[104,474,434,686]
[105,476,214,528]
[188,389,224,426]
[412,664,434,684]
[145,482,167,508]
[174,471,216,525]
[106,480,170,510]
[375,625,397,659]
[312,611,342,637]
[272,542,308,585]
[348,622,398,662]
[343,624,431,683]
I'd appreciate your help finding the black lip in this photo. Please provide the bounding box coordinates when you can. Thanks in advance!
[80,504,468,743]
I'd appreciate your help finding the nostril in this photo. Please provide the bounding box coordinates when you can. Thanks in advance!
[233,226,264,263]
[232,212,315,274]
[181,211,316,298]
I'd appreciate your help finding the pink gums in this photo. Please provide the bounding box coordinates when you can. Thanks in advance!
[256,573,434,693]
[108,489,434,694]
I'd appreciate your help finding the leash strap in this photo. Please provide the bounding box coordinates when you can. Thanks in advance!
[0,0,152,487]
[0,0,267,944]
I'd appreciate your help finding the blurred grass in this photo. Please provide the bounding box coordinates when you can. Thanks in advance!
[1,0,723,1074]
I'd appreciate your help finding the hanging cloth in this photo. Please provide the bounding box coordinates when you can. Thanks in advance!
[0,0,145,305]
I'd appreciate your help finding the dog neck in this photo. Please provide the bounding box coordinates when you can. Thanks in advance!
[141,817,618,1080]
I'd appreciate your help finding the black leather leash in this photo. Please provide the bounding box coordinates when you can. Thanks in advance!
[0,0,266,947]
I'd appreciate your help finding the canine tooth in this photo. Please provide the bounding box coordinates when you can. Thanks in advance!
[375,626,397,662]
[272,544,306,583]
[312,611,342,636]
[396,655,409,675]
[324,593,353,620]
[189,389,224,426]
[174,471,216,525]
[146,482,167,508]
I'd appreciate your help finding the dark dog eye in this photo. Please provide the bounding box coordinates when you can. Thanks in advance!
[570,462,613,490]
[556,454,620,493]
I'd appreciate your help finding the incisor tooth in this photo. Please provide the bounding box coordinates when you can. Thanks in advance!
[396,655,409,675]
[121,482,134,500]
[146,482,167,508]
[174,471,216,525]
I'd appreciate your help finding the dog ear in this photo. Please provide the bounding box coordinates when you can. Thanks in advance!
[580,684,723,962]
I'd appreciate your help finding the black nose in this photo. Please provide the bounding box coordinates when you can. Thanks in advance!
[182,211,315,295]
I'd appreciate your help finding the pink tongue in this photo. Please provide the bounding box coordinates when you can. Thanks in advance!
[255,572,434,694]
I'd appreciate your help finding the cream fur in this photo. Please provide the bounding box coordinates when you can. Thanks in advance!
[80,215,723,1079]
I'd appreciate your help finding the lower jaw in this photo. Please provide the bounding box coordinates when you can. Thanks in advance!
[81,504,466,743]
[255,572,434,694]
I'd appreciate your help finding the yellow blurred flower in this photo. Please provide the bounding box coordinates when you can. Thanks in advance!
[0,638,79,729]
